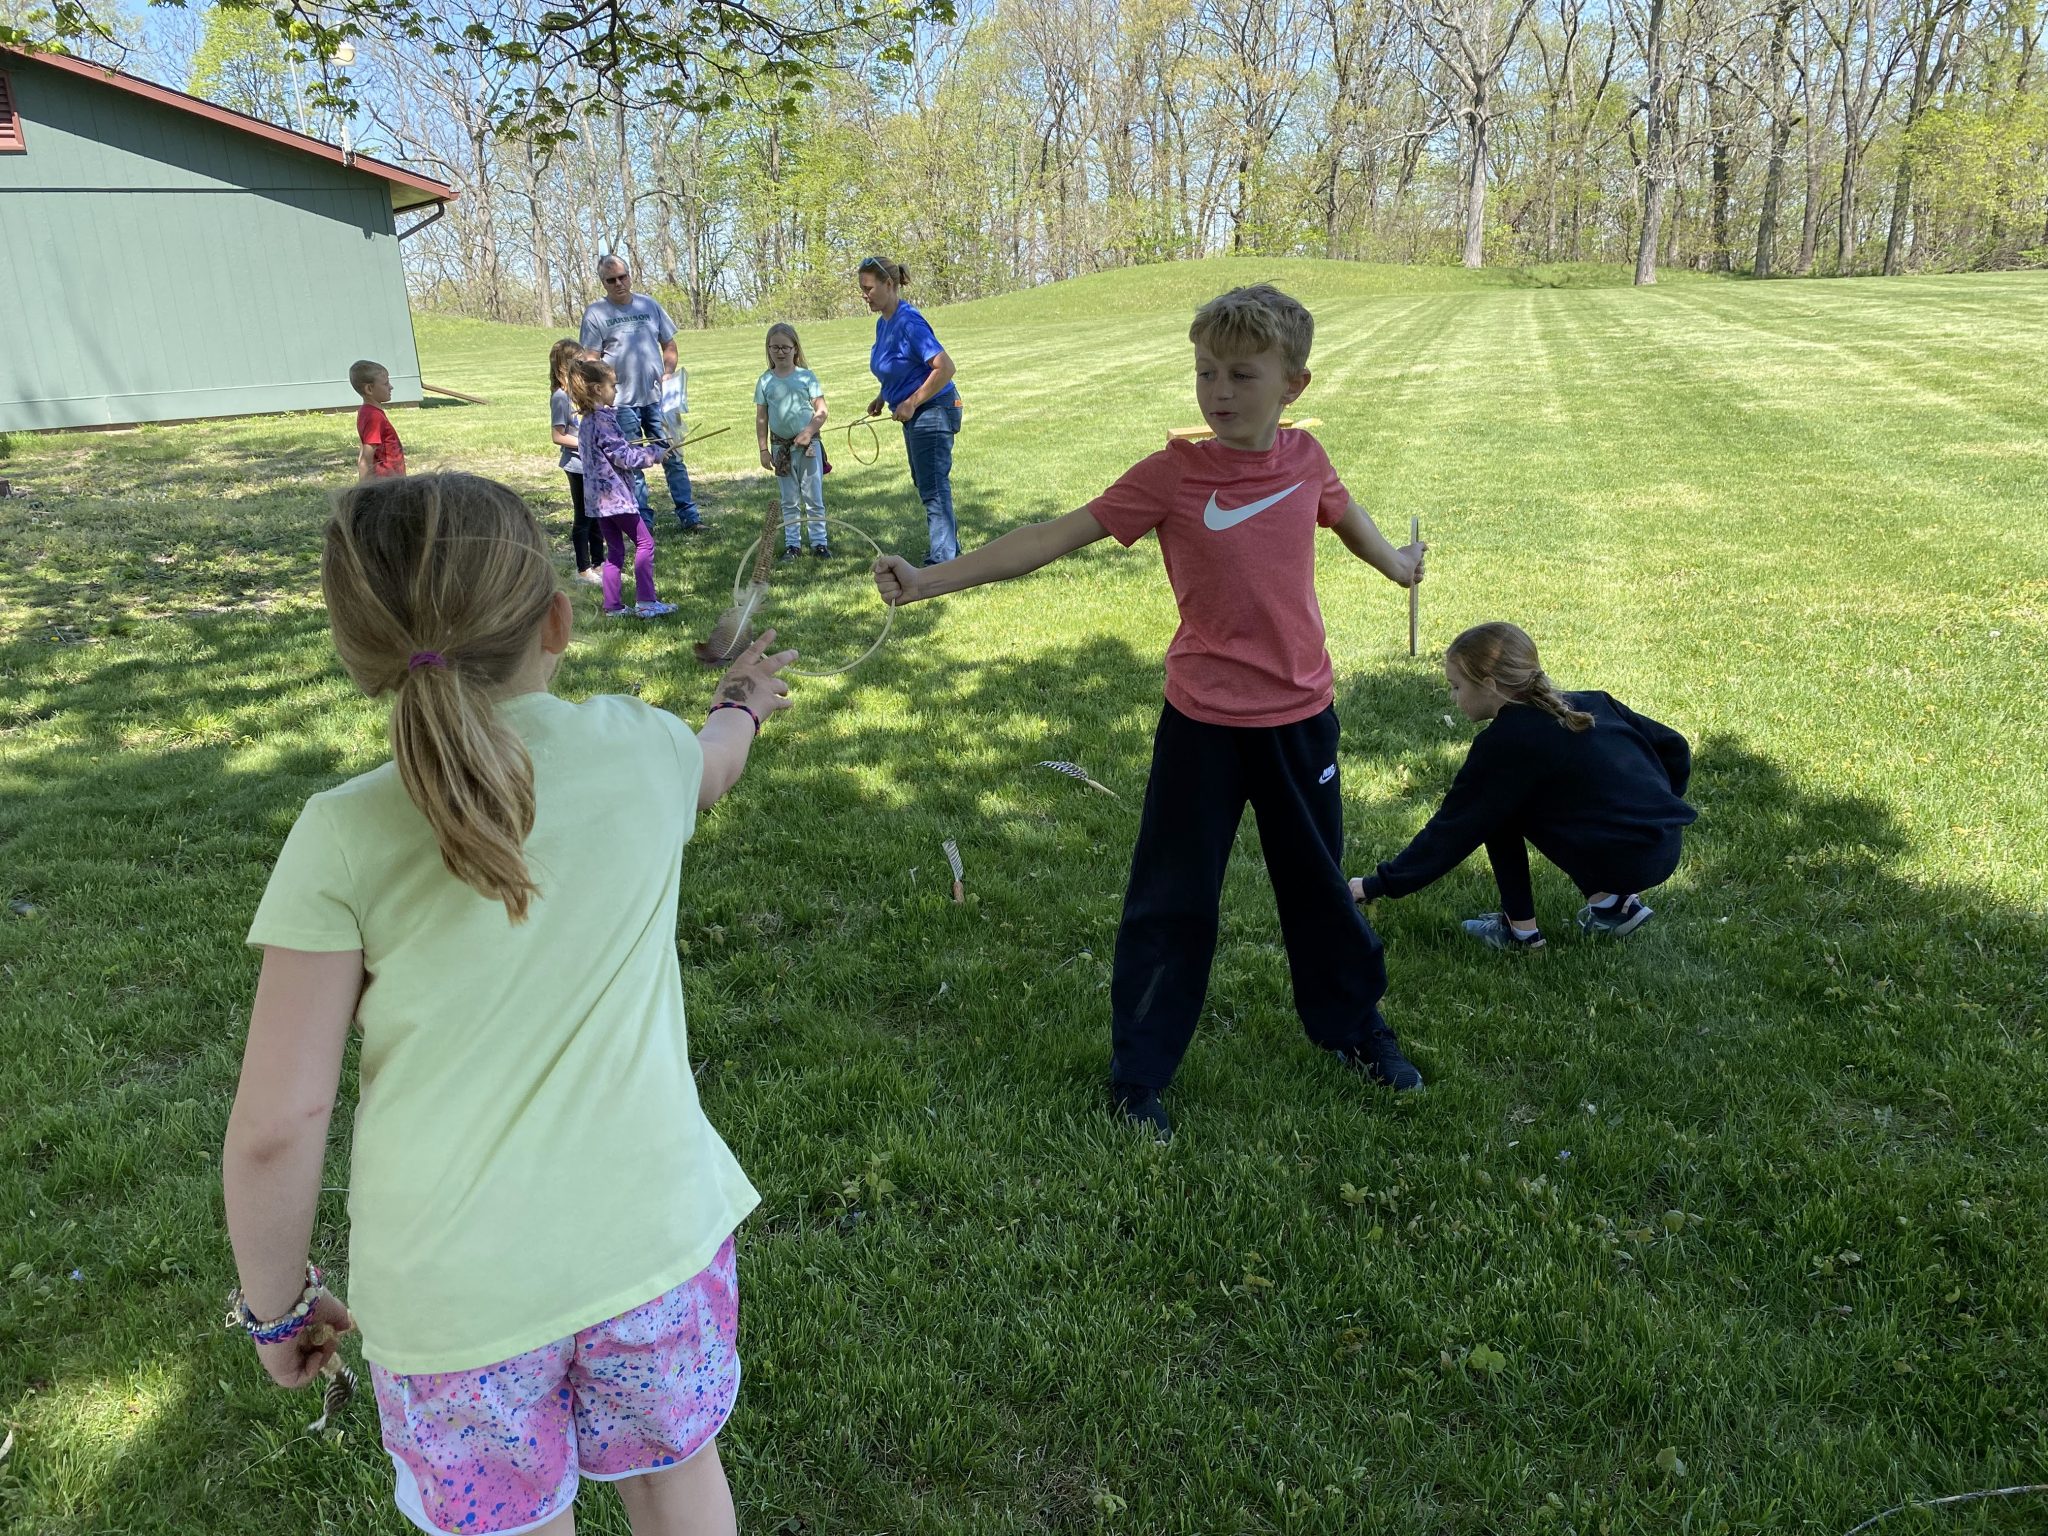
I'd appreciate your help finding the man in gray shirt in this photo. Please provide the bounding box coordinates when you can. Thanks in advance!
[578,254,701,531]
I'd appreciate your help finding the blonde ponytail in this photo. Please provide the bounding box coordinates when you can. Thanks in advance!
[1446,621,1593,733]
[322,474,558,921]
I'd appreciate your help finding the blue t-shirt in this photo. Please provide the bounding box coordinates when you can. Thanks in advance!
[579,293,677,407]
[870,302,956,410]
[755,367,824,439]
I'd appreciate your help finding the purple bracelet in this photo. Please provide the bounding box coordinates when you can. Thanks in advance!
[252,1308,316,1345]
[226,1263,324,1344]
[708,700,761,736]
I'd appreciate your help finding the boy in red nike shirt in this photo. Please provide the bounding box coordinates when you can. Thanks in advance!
[874,285,1426,1136]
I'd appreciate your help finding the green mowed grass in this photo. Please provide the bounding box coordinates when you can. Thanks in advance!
[2,259,2045,1535]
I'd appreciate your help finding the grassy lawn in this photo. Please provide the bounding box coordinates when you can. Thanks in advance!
[2,258,2045,1535]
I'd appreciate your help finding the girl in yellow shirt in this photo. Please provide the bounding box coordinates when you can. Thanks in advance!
[222,472,794,1536]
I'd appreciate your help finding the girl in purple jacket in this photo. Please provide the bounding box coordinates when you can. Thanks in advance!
[570,359,677,619]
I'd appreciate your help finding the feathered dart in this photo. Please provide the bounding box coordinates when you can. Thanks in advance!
[1037,761,1119,798]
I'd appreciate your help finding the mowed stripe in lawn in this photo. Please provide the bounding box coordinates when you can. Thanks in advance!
[1,261,2044,1535]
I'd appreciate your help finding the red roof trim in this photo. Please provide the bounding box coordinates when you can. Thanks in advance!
[0,47,456,204]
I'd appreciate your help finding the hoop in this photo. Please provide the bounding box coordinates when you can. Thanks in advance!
[843,416,882,465]
[729,516,895,677]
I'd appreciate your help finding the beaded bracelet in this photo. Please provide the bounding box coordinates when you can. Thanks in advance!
[225,1264,324,1344]
[708,700,761,736]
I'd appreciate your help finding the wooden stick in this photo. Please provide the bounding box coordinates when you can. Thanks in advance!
[420,381,490,405]
[1409,514,1420,658]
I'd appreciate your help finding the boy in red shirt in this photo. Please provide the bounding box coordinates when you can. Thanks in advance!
[350,359,407,482]
[874,285,1426,1136]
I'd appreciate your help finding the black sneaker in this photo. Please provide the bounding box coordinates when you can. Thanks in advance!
[1339,1027,1425,1092]
[1109,1081,1172,1138]
[813,543,832,559]
[781,544,801,562]
[1577,895,1653,937]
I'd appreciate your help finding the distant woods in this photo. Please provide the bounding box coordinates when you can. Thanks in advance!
[175,0,2048,320]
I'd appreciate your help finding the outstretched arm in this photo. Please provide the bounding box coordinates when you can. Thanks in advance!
[1334,501,1425,587]
[874,506,1111,605]
[698,630,798,810]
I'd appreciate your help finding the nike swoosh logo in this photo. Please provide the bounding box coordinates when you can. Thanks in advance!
[1203,481,1304,531]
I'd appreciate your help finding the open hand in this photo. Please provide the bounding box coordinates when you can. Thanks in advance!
[872,555,922,606]
[253,1292,354,1389]
[716,630,798,719]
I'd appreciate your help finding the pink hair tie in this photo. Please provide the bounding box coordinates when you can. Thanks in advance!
[407,651,446,671]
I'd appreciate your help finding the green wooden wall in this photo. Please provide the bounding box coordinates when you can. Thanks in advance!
[0,55,426,432]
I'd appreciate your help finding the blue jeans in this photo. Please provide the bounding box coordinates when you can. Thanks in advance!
[775,440,827,547]
[902,398,961,563]
[614,401,699,530]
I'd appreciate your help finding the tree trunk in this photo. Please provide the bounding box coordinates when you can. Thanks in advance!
[1708,73,1733,272]
[1836,140,1860,272]
[524,138,555,328]
[615,95,642,275]
[1634,0,1669,285]
[1463,97,1489,267]
[1756,115,1797,276]
[1637,174,1668,284]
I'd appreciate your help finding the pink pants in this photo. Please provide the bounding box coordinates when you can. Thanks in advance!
[598,513,657,612]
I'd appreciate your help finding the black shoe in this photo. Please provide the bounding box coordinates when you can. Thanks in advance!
[781,544,801,562]
[1577,894,1654,937]
[813,543,832,559]
[678,519,704,534]
[1339,1028,1424,1092]
[1109,1081,1172,1138]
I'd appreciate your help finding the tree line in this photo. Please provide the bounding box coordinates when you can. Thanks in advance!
[28,0,2048,322]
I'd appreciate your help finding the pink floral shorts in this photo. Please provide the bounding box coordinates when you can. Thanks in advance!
[369,1237,739,1536]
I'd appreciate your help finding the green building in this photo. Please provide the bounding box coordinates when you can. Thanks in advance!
[0,49,454,432]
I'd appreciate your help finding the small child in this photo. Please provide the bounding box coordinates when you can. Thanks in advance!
[222,471,796,1536]
[1350,621,1697,949]
[350,359,406,483]
[549,339,602,586]
[570,357,677,619]
[874,285,1425,1137]
[754,323,830,559]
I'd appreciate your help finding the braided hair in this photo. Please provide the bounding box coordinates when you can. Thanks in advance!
[1445,622,1593,732]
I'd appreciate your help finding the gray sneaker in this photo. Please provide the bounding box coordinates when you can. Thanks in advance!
[1577,895,1653,937]
[1461,913,1546,951]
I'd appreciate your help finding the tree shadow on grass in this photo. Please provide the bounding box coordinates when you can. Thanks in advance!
[6,535,2047,1534]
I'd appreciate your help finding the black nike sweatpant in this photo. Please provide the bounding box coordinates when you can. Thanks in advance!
[1108,701,1391,1091]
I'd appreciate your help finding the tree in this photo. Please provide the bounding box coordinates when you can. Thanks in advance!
[7,0,959,148]
[188,4,293,124]
[1407,0,1542,265]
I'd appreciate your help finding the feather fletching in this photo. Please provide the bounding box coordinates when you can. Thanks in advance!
[1037,760,1119,799]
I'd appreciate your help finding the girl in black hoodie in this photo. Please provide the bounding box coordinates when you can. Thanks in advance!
[1352,622,1696,950]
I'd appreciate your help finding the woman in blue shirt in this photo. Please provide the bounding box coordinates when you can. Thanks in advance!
[860,257,962,564]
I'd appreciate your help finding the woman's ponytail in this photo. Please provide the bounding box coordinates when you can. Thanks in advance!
[322,474,558,921]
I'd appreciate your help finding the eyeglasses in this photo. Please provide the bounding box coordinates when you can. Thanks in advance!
[602,272,631,285]
[859,258,892,278]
